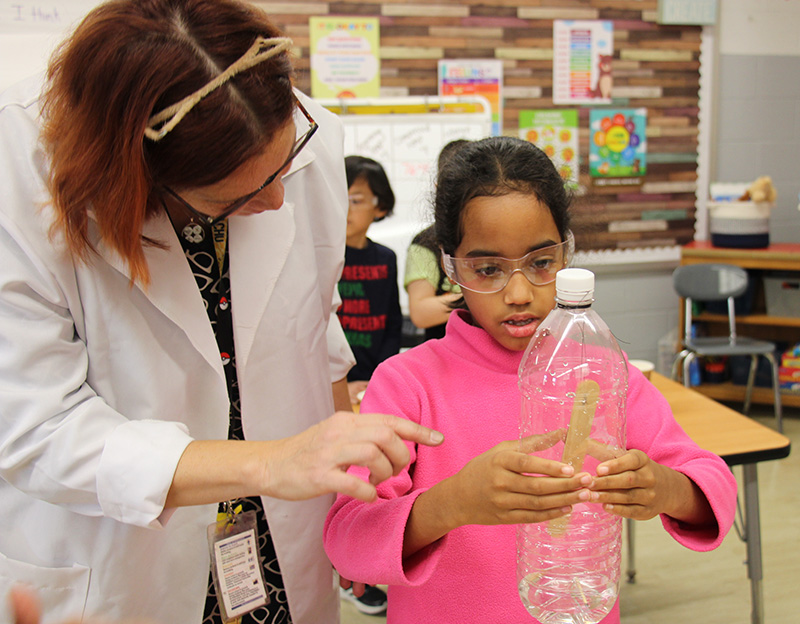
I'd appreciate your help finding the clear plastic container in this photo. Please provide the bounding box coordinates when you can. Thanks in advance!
[517,268,627,624]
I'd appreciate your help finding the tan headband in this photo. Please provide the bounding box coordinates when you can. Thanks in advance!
[144,36,293,142]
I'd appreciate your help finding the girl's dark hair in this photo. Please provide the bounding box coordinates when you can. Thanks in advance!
[345,155,395,221]
[434,136,572,256]
[437,138,470,171]
[42,0,294,285]
[433,136,573,310]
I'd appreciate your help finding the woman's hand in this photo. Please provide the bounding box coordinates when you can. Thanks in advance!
[261,411,444,503]
[9,586,41,624]
[8,585,155,624]
[166,413,444,508]
[588,449,714,525]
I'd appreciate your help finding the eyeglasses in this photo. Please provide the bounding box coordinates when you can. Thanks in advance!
[348,194,379,211]
[441,233,574,294]
[161,97,318,227]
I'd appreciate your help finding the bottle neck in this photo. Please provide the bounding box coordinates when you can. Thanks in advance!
[555,297,594,310]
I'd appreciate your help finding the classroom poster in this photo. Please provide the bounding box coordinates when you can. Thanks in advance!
[589,108,647,177]
[552,20,614,105]
[657,0,718,25]
[438,59,503,136]
[309,16,380,99]
[519,109,579,187]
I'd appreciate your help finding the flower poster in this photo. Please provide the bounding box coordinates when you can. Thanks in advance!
[553,20,614,105]
[589,108,647,177]
[519,109,579,187]
[310,17,380,99]
[438,59,503,136]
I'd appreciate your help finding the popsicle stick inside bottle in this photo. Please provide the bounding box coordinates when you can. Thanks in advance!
[549,378,600,537]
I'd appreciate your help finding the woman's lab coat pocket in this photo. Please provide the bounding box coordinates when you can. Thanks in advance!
[0,550,90,624]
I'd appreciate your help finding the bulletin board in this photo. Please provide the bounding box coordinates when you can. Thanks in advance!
[317,96,493,313]
[272,1,711,267]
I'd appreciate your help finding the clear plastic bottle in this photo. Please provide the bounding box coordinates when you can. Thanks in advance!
[517,268,627,624]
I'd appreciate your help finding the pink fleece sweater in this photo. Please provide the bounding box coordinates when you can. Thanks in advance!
[324,310,737,624]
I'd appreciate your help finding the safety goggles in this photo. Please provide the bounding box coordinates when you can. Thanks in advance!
[348,194,379,211]
[441,232,574,294]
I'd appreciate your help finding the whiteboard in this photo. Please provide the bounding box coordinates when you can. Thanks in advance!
[318,96,493,313]
[0,1,98,91]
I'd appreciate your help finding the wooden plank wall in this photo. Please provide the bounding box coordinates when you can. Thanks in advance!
[257,0,702,252]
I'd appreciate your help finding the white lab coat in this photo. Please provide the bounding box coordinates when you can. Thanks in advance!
[0,78,354,624]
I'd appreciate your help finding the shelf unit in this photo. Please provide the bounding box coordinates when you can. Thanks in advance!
[680,241,800,408]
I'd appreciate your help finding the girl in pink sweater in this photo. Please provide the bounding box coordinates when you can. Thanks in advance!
[324,137,737,623]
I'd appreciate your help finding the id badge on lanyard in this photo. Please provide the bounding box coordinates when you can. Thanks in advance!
[206,224,268,622]
[207,501,270,623]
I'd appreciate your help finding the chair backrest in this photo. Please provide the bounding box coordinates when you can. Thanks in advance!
[673,263,748,343]
[672,263,749,301]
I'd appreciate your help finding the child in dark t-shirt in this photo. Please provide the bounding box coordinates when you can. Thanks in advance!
[337,156,402,404]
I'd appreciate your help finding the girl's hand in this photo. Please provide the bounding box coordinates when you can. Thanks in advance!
[403,431,590,558]
[588,450,714,525]
[338,576,366,598]
[446,434,589,527]
[347,380,369,405]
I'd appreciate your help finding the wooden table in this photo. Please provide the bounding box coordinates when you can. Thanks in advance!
[631,372,792,624]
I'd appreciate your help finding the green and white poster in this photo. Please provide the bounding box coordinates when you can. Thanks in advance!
[519,109,579,187]
[310,17,380,99]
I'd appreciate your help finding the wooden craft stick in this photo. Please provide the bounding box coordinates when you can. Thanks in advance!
[548,379,600,537]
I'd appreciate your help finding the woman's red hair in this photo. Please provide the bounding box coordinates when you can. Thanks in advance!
[41,0,294,286]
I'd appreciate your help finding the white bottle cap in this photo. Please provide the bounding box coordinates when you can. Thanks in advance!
[556,268,595,304]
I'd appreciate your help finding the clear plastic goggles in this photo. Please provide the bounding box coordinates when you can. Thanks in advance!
[441,232,574,294]
[348,194,379,211]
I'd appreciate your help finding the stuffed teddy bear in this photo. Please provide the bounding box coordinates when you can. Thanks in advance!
[739,175,777,203]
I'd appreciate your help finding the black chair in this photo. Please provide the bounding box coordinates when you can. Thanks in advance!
[671,263,782,432]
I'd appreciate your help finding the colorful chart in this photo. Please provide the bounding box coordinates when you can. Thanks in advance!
[589,108,647,177]
[439,60,503,136]
[519,109,579,187]
[553,20,614,105]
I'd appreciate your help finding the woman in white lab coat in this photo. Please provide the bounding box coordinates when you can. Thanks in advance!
[0,1,441,623]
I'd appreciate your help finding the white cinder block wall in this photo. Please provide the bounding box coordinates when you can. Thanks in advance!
[592,269,679,370]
